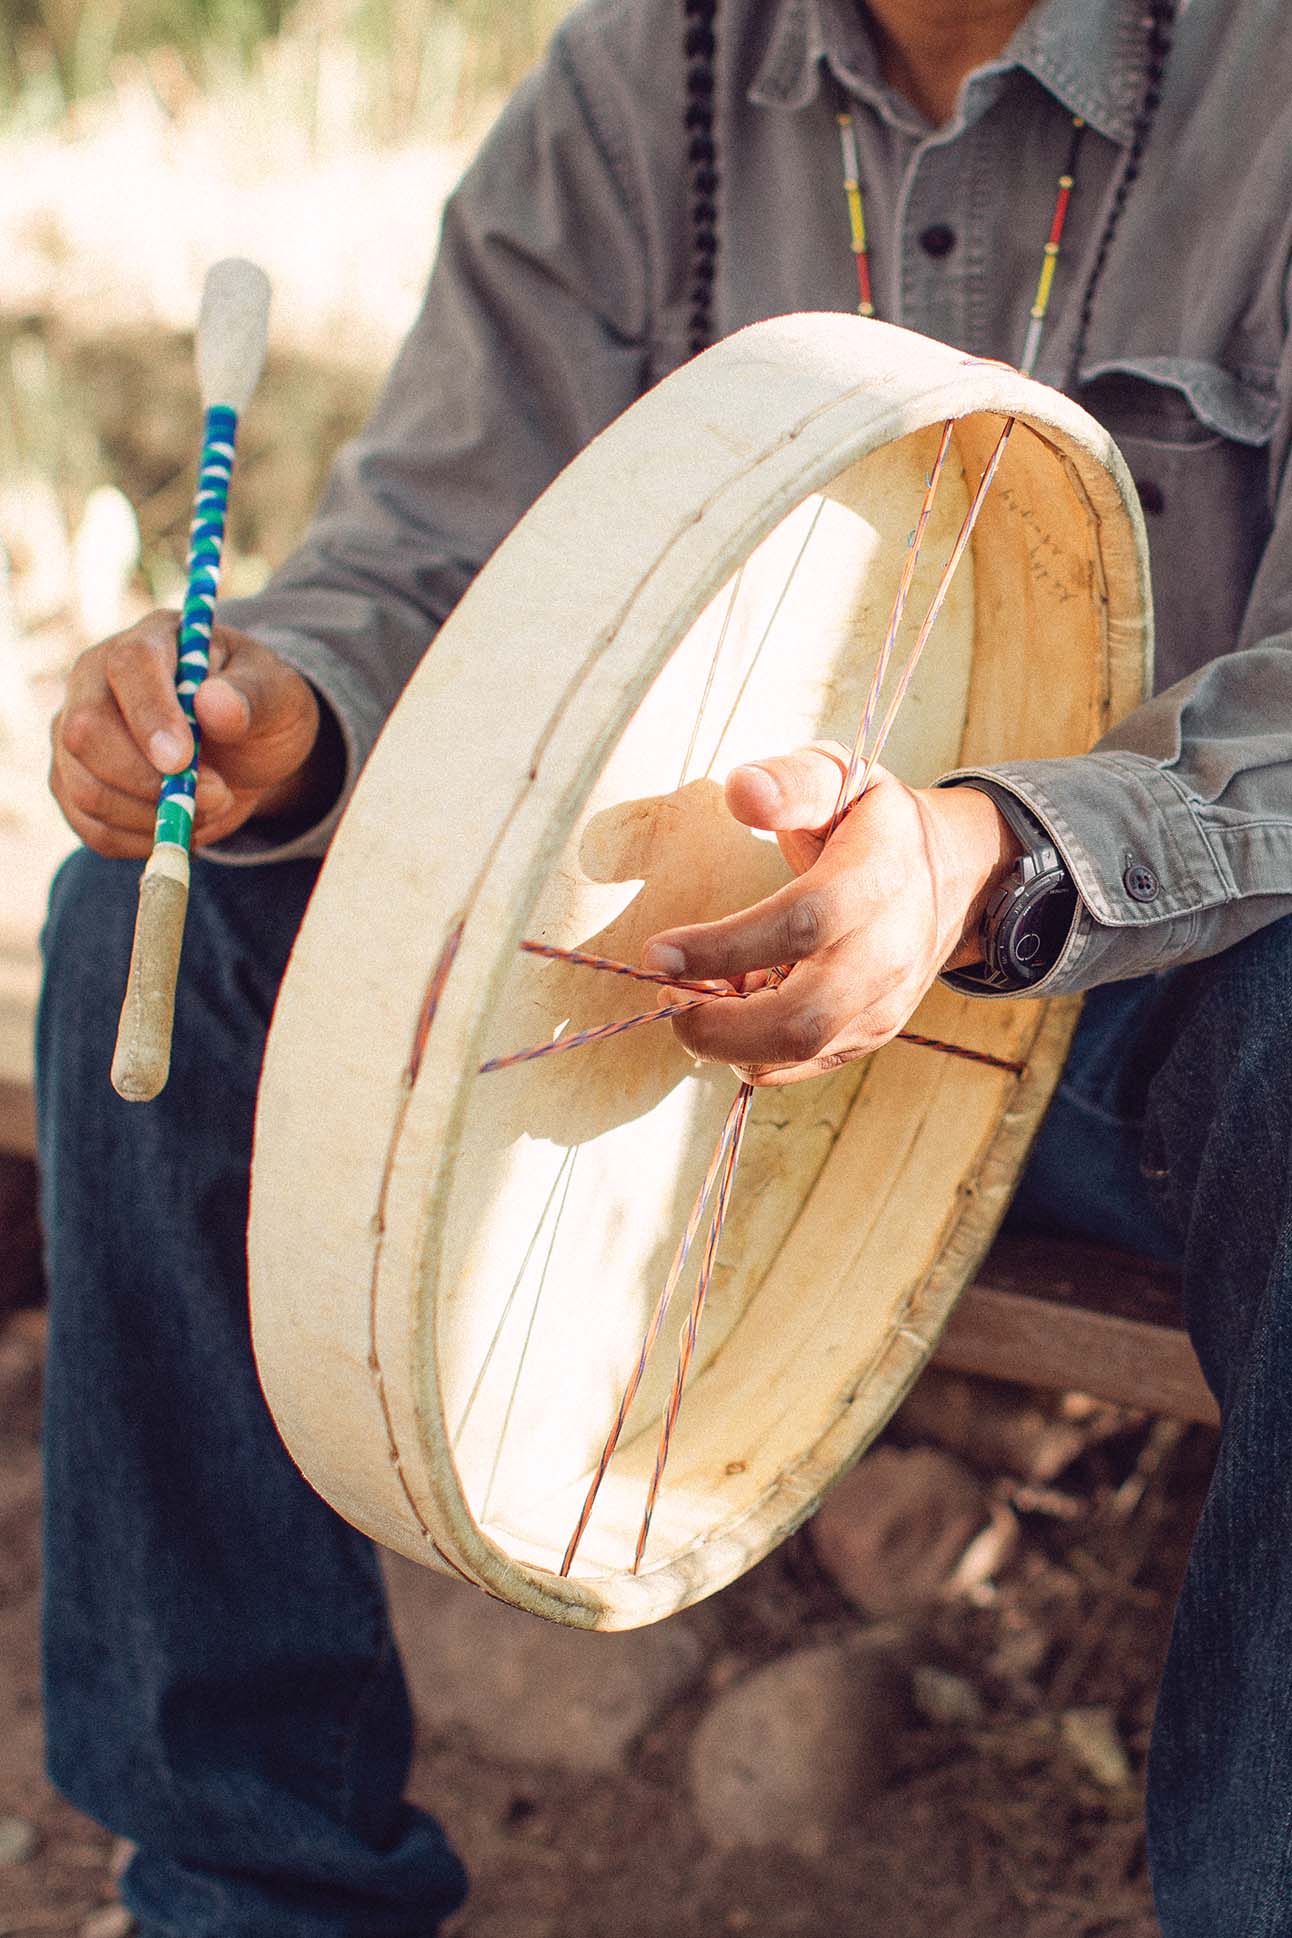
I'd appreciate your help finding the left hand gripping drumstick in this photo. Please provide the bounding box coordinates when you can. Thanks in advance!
[111,258,272,1102]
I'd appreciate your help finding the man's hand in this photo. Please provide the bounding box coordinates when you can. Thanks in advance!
[50,610,326,858]
[641,742,1021,1086]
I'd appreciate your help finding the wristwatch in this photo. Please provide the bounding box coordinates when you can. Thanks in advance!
[951,779,1079,991]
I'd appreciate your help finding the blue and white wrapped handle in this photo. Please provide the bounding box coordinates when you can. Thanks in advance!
[111,259,272,1102]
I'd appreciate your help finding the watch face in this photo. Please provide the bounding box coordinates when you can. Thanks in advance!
[1000,872,1078,984]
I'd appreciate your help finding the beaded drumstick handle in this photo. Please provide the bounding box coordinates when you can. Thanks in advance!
[111,259,271,1102]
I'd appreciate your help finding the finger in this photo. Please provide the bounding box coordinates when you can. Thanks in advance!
[190,797,255,849]
[643,836,873,983]
[196,632,308,747]
[738,1051,859,1088]
[732,1001,913,1087]
[59,806,155,861]
[724,740,850,832]
[192,636,320,811]
[672,945,905,1067]
[99,613,194,773]
[53,750,163,837]
[193,672,253,745]
[58,702,167,803]
[775,828,826,878]
[54,739,233,833]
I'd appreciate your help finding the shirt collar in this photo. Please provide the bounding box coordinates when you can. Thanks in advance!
[748,0,1150,145]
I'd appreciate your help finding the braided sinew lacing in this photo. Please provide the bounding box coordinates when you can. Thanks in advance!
[1069,0,1177,376]
[684,0,719,356]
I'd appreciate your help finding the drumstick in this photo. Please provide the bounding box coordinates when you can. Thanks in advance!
[110,258,272,1102]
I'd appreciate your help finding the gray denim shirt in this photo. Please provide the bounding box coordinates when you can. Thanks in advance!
[217,0,1292,996]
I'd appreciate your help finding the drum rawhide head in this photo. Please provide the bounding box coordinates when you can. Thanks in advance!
[249,314,1151,1630]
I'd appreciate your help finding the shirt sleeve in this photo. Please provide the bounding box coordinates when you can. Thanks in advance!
[940,368,1292,1000]
[208,20,652,863]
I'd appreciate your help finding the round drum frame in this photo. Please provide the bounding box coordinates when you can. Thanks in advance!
[249,314,1151,1630]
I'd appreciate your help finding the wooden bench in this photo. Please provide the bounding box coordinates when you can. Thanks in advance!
[0,933,1215,1426]
[939,1228,1214,1425]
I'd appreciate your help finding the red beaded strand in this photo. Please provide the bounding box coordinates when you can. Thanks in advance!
[1019,114,1086,375]
[835,106,875,318]
[834,101,1087,377]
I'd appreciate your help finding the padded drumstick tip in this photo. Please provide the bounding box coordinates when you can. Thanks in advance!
[195,257,272,415]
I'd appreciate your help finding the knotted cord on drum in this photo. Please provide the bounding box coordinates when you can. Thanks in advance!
[408,916,464,1083]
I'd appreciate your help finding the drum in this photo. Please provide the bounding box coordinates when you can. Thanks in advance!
[248,313,1150,1630]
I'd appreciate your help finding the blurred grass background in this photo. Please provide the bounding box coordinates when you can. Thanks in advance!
[0,0,573,925]
[1,0,570,140]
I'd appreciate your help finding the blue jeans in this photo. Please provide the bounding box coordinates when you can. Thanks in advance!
[36,850,1292,1935]
[37,853,466,1938]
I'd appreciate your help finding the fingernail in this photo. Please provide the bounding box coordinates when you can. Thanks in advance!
[149,729,188,772]
[733,762,782,807]
[642,942,686,977]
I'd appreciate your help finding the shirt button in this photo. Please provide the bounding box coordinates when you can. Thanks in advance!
[918,223,957,259]
[1124,861,1160,903]
[1136,478,1166,516]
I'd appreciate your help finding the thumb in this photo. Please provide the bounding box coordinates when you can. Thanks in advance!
[194,673,252,745]
[193,631,297,747]
[725,740,851,834]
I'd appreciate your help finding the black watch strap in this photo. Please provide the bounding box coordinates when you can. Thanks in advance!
[955,776,1051,854]
[948,778,1078,991]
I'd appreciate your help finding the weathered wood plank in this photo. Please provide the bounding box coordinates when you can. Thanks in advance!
[938,1233,1217,1426]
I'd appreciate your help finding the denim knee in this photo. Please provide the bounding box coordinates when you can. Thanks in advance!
[1143,914,1292,1187]
[41,849,145,1035]
[1143,914,1292,1405]
[39,848,320,1100]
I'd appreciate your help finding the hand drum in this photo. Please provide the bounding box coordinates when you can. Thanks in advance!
[248,315,1150,1629]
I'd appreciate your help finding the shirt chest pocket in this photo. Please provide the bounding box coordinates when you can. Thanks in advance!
[1076,357,1277,695]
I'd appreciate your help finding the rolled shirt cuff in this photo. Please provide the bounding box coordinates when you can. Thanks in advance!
[935,752,1233,996]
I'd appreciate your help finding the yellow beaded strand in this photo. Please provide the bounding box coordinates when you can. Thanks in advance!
[835,103,1087,376]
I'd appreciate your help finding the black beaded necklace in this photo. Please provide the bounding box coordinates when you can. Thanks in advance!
[683,0,1177,376]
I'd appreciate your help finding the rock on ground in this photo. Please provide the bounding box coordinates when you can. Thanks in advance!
[0,1811,38,1864]
[79,1908,135,1938]
[688,1636,903,1859]
[383,1554,704,1774]
[1060,1706,1134,1789]
[808,1445,986,1617]
[910,1665,986,1729]
[893,1368,1092,1483]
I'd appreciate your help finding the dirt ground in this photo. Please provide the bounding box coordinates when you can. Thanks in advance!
[0,1156,1216,1938]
